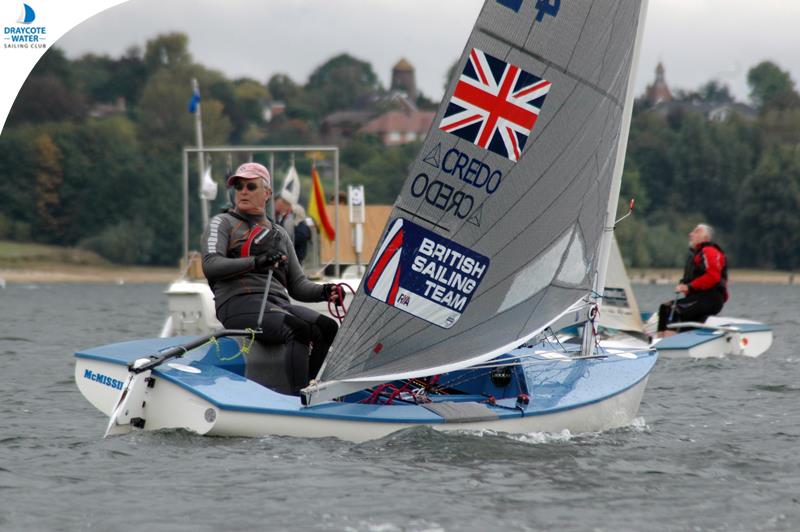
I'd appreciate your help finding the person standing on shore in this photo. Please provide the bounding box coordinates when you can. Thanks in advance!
[656,224,728,338]
[201,162,341,393]
[275,195,312,264]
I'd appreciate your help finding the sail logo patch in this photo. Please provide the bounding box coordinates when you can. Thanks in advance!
[496,0,523,11]
[439,48,551,162]
[496,0,561,22]
[365,218,490,328]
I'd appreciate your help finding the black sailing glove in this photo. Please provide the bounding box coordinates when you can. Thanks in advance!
[254,250,287,273]
[322,283,345,305]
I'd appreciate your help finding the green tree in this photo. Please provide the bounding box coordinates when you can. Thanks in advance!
[306,54,381,116]
[628,112,677,218]
[669,113,719,216]
[758,108,800,148]
[736,146,800,269]
[31,46,76,88]
[747,61,799,111]
[698,80,733,103]
[7,75,87,124]
[267,73,299,102]
[72,47,147,108]
[208,77,269,143]
[444,59,460,92]
[137,66,232,159]
[144,33,192,74]
[0,127,38,239]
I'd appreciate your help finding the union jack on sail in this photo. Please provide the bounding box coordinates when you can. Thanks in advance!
[439,48,551,162]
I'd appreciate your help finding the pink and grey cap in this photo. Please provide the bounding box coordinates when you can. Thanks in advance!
[227,162,271,188]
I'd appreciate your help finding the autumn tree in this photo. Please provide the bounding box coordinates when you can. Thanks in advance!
[33,134,64,241]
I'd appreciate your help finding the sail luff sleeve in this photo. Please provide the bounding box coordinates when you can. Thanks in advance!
[318,0,647,385]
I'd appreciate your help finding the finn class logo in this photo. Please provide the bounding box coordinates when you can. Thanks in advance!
[18,3,35,24]
[439,48,551,162]
[497,0,561,22]
[365,218,490,328]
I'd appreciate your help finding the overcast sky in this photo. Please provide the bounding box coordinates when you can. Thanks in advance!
[56,0,800,104]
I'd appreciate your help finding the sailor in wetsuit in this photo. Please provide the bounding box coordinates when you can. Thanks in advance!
[656,223,729,338]
[201,162,341,393]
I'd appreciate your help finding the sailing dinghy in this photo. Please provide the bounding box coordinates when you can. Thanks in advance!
[596,238,773,358]
[75,0,657,442]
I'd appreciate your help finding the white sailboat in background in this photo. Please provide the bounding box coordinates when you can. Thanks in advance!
[76,0,658,442]
[598,237,773,358]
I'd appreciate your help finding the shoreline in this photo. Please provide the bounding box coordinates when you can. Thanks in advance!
[0,264,177,284]
[0,264,796,285]
[629,268,798,285]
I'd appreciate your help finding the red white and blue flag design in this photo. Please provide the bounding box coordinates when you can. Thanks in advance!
[365,219,405,308]
[365,218,490,328]
[439,48,551,162]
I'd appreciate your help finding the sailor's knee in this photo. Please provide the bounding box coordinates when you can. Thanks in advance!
[282,314,313,345]
[314,315,339,343]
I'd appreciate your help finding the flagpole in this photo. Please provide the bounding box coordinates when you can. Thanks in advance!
[192,78,209,229]
[334,149,340,278]
[269,153,275,221]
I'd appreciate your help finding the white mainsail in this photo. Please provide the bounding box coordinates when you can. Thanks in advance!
[599,237,645,333]
[306,0,649,404]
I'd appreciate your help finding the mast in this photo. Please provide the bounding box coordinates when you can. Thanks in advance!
[582,0,649,356]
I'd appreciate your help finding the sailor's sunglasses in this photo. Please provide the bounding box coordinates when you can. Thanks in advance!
[234,181,260,192]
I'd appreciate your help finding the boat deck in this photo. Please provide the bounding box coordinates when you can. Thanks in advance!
[76,336,657,424]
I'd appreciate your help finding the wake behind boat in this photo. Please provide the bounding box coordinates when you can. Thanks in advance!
[75,0,657,441]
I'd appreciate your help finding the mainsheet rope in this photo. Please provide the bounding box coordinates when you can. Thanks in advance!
[327,282,357,324]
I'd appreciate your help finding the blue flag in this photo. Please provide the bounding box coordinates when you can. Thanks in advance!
[188,89,201,113]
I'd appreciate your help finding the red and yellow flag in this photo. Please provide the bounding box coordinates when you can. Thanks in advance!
[308,166,336,241]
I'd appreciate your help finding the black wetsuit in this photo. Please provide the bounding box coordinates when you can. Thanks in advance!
[657,242,728,332]
[202,208,337,392]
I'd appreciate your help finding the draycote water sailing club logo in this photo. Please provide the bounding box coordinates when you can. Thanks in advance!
[365,218,490,328]
[4,3,47,49]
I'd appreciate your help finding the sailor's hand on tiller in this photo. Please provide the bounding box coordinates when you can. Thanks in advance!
[254,250,287,272]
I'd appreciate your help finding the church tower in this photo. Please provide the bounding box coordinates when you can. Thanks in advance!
[391,58,417,101]
[645,62,673,105]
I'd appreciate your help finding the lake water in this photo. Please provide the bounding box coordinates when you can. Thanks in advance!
[0,282,798,531]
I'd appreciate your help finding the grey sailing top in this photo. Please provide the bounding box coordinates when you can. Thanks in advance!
[201,209,324,309]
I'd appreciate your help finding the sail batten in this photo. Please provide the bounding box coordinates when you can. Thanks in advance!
[311,0,648,392]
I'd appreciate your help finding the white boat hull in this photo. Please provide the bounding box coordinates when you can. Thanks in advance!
[76,338,656,443]
[648,316,773,359]
[77,362,650,443]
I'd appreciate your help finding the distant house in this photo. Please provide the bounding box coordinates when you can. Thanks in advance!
[641,62,756,121]
[262,101,286,123]
[320,110,376,144]
[89,96,126,119]
[706,103,757,122]
[651,99,756,122]
[358,109,435,146]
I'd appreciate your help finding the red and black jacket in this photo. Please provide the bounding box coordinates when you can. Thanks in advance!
[681,242,729,301]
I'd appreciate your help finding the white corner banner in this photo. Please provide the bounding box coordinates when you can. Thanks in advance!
[0,0,130,134]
